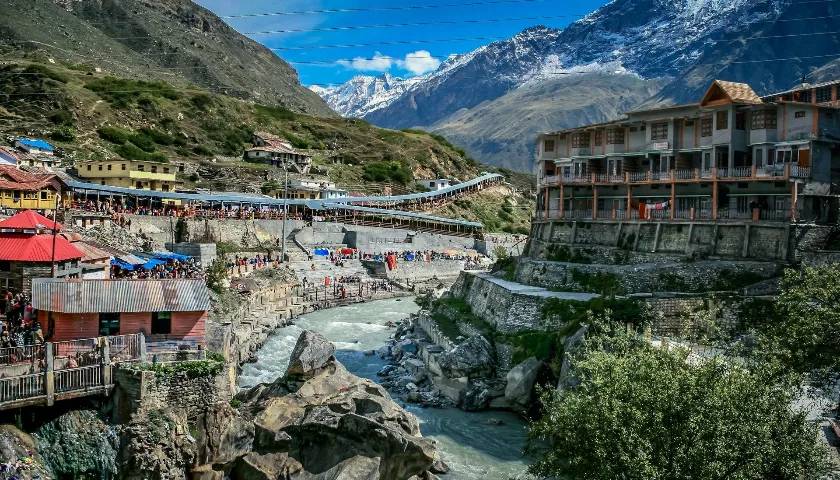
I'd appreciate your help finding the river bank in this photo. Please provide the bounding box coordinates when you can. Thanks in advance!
[239,297,533,480]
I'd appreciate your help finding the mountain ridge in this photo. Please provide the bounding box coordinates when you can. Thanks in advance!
[314,0,840,172]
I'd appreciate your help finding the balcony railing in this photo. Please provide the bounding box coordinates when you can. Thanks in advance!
[549,164,810,186]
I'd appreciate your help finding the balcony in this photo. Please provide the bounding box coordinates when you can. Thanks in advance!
[549,164,809,186]
[129,170,177,182]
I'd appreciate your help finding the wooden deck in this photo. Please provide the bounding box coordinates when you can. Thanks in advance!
[0,334,144,411]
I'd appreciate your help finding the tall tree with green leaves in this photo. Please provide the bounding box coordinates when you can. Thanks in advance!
[528,338,828,480]
[766,264,840,377]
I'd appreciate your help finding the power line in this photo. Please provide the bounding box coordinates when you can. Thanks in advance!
[220,0,552,19]
[241,14,585,36]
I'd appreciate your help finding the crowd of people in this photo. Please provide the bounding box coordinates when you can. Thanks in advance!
[0,293,45,364]
[111,258,204,280]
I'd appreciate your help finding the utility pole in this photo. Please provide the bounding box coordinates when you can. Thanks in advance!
[281,162,289,263]
[50,188,60,277]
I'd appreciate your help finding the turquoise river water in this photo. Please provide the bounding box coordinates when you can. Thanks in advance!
[238,297,531,480]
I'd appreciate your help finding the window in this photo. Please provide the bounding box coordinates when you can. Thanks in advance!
[121,164,126,170]
[751,109,777,129]
[163,167,170,174]
[735,112,746,130]
[594,130,604,145]
[40,191,47,200]
[651,122,668,141]
[716,110,728,130]
[99,313,120,336]
[607,129,625,145]
[138,164,145,171]
[86,165,91,171]
[98,164,102,171]
[543,139,555,152]
[684,120,695,127]
[0,261,10,272]
[798,90,812,103]
[571,132,591,148]
[107,164,112,171]
[151,165,158,173]
[151,312,172,335]
[795,110,806,119]
[767,149,776,166]
[136,181,143,188]
[701,118,713,137]
[816,86,833,103]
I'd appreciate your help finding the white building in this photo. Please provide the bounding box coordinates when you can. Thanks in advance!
[418,178,451,191]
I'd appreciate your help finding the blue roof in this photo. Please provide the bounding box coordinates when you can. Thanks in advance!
[16,138,55,152]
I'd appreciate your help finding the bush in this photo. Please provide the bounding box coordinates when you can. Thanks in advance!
[49,126,75,142]
[190,93,214,111]
[98,126,132,144]
[363,161,412,184]
[23,64,69,83]
[85,77,180,108]
[254,104,296,121]
[115,143,167,163]
[47,109,74,126]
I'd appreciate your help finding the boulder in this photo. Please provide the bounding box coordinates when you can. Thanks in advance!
[462,383,491,411]
[0,425,51,480]
[558,325,589,391]
[504,357,543,410]
[437,335,495,378]
[237,334,437,480]
[285,330,335,378]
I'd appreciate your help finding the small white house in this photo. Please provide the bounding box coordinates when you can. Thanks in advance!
[418,178,451,191]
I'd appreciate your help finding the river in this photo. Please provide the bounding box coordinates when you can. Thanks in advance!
[238,297,532,480]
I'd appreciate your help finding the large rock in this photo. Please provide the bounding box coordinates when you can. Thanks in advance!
[0,425,51,480]
[285,330,336,378]
[437,335,495,379]
[34,409,119,479]
[558,325,589,391]
[504,357,543,410]
[224,330,438,480]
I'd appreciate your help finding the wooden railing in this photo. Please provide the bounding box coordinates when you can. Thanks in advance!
[0,334,145,410]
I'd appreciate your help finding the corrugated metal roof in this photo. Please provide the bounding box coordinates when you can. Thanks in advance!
[31,278,210,313]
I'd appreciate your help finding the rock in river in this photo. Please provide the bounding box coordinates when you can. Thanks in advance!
[230,330,439,480]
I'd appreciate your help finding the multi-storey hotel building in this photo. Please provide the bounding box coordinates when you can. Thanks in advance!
[536,80,840,224]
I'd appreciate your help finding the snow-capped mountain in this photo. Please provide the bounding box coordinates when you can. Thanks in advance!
[312,0,840,170]
[310,74,422,118]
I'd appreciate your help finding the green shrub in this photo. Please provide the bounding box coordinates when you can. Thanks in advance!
[97,126,132,144]
[47,109,74,126]
[49,126,75,142]
[85,77,180,107]
[23,64,69,83]
[190,93,214,111]
[115,143,167,162]
[128,132,156,152]
[363,161,412,184]
[570,269,624,295]
[254,104,295,121]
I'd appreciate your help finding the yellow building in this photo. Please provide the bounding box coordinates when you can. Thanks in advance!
[0,165,67,210]
[76,159,181,192]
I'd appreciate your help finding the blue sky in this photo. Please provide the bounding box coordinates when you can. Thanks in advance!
[195,0,609,87]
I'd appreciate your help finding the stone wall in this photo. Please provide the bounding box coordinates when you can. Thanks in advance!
[112,366,229,421]
[637,293,756,338]
[527,220,840,262]
[514,258,780,294]
[164,242,218,267]
[366,259,467,284]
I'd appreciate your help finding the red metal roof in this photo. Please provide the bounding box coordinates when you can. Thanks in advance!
[0,234,83,262]
[0,210,63,231]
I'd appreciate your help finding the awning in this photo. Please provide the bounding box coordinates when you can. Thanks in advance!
[111,259,136,271]
[150,251,191,262]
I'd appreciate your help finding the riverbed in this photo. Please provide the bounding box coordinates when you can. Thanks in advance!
[238,297,532,480]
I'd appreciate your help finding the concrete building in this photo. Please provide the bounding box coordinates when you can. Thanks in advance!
[245,132,312,174]
[76,159,181,195]
[266,178,349,200]
[13,138,55,156]
[32,278,209,343]
[418,178,452,191]
[535,79,840,223]
[0,165,67,210]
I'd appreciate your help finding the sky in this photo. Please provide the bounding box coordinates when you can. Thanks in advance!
[194,0,610,87]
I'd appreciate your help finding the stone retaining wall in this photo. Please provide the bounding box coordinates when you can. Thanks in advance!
[364,259,467,284]
[514,258,780,294]
[529,220,838,262]
[112,366,229,421]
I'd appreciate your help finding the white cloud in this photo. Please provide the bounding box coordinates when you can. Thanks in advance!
[397,50,441,75]
[336,50,442,76]
[337,52,393,72]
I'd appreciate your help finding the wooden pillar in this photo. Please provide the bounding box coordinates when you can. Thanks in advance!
[711,168,719,221]
[626,185,632,219]
[559,183,565,219]
[543,188,549,220]
[791,181,798,222]
[45,343,55,406]
[670,172,676,220]
[592,187,598,220]
[101,336,112,386]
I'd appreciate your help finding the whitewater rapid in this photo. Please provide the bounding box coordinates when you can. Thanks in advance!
[238,297,532,480]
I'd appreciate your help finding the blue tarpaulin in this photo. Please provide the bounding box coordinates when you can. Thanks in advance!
[141,258,165,269]
[111,259,136,271]
[404,253,415,261]
[313,248,329,256]
[150,251,191,261]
